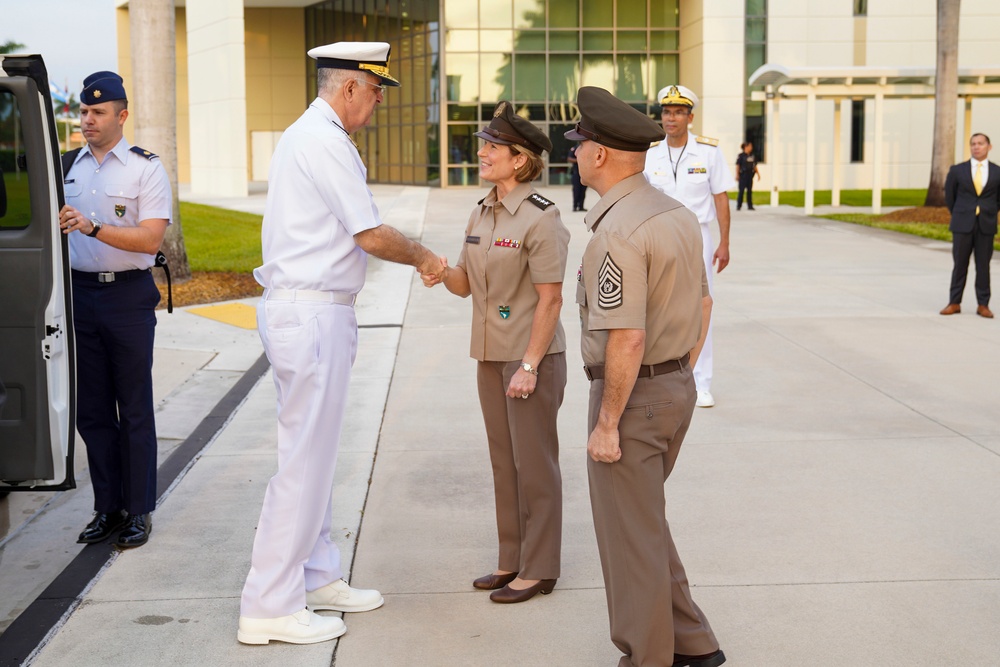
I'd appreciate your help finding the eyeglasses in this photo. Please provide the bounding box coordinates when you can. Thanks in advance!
[354,78,386,94]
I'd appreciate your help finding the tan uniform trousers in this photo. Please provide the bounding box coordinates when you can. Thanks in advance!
[476,351,566,580]
[587,363,719,667]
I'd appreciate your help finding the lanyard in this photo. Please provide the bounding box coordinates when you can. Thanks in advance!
[667,141,687,182]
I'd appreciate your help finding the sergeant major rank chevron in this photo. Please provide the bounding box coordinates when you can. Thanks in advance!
[598,253,623,309]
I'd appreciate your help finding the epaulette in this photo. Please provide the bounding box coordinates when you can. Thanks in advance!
[649,141,662,148]
[130,146,158,159]
[695,136,719,147]
[478,197,487,205]
[527,192,554,210]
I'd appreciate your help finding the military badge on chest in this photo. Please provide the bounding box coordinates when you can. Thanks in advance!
[598,253,623,309]
[494,237,521,249]
[499,305,511,319]
[115,204,126,217]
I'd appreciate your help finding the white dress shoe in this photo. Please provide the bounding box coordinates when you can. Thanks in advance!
[237,608,346,645]
[696,390,715,408]
[307,578,385,613]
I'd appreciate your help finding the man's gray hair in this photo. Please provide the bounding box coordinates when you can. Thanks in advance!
[318,68,353,97]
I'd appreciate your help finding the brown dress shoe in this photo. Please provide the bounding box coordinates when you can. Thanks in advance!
[977,305,994,318]
[939,303,961,315]
[673,649,727,667]
[489,579,556,603]
[472,571,518,590]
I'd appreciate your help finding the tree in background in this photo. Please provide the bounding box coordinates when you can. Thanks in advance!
[129,0,191,281]
[925,0,961,207]
[0,40,26,54]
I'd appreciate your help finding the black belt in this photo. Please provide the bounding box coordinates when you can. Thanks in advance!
[584,353,690,381]
[71,268,150,284]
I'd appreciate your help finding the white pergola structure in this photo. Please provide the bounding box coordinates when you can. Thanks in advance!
[748,65,1000,214]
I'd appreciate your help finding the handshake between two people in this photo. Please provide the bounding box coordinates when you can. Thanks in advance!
[419,256,450,288]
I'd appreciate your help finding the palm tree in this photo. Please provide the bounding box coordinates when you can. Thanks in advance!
[925,0,960,207]
[129,0,191,280]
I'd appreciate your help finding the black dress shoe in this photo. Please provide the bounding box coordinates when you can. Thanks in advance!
[473,571,518,590]
[78,510,129,543]
[673,649,726,667]
[116,513,152,549]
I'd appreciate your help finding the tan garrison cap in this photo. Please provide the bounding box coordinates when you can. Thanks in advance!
[307,41,401,87]
[475,101,552,155]
[564,87,665,152]
[657,85,698,109]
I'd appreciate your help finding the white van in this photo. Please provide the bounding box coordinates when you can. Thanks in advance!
[0,54,76,492]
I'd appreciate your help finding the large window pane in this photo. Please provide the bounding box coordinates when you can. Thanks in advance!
[650,31,679,51]
[582,31,613,50]
[446,52,480,101]
[549,0,579,28]
[619,31,647,51]
[550,31,579,51]
[480,30,514,52]
[514,53,546,99]
[549,123,576,163]
[582,0,613,27]
[616,54,647,102]
[650,54,679,95]
[480,53,513,101]
[446,29,479,51]
[446,1,478,28]
[479,0,513,28]
[514,30,546,50]
[618,0,646,28]
[549,54,580,102]
[581,54,614,90]
[652,0,679,28]
[447,104,479,121]
[515,0,546,28]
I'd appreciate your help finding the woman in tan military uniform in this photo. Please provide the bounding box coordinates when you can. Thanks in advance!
[427,101,570,604]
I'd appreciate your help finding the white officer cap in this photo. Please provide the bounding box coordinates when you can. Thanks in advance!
[307,41,401,87]
[657,85,698,109]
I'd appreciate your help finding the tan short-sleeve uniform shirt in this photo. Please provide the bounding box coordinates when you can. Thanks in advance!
[457,182,571,362]
[578,173,707,366]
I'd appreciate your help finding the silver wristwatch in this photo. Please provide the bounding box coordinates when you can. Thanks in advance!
[87,218,103,237]
[521,361,539,376]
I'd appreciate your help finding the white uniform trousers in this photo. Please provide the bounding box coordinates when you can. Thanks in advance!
[694,222,714,393]
[240,296,358,618]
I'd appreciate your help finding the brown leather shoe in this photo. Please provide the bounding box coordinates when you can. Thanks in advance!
[939,303,961,315]
[472,571,518,590]
[489,579,556,603]
[977,305,994,318]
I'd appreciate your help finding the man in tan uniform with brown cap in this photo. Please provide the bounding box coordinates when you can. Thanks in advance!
[567,86,725,667]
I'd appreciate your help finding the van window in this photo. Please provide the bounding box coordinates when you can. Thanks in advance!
[0,89,31,229]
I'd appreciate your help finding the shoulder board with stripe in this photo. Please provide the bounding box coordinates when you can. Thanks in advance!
[649,141,662,148]
[478,197,487,205]
[695,136,719,147]
[129,146,158,159]
[527,193,554,210]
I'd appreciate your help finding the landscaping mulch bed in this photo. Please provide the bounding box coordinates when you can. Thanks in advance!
[878,206,950,224]
[155,271,263,310]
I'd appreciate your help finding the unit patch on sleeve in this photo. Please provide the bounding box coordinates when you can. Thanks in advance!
[527,193,554,210]
[494,237,521,249]
[598,253,623,310]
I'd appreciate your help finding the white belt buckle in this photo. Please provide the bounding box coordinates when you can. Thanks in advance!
[98,272,116,283]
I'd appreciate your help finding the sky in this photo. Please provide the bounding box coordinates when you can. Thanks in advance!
[2,0,119,96]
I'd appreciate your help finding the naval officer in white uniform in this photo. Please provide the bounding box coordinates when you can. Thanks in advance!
[644,85,735,408]
[238,41,444,646]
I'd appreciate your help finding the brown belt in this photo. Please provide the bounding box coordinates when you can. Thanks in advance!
[584,353,690,381]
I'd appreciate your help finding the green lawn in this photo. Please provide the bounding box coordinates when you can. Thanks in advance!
[731,188,927,207]
[179,201,262,273]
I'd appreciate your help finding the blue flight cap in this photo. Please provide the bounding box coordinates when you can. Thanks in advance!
[81,71,127,105]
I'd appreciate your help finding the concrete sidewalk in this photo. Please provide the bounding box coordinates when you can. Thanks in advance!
[23,187,1000,666]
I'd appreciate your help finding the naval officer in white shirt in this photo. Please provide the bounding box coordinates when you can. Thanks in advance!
[238,41,444,646]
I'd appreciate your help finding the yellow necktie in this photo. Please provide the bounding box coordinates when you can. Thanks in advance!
[974,162,982,215]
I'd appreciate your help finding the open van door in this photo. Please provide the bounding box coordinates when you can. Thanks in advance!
[0,54,75,491]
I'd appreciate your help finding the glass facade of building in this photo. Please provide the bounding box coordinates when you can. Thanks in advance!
[305,0,679,186]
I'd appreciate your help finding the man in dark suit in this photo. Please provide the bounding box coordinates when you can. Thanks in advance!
[941,133,1000,318]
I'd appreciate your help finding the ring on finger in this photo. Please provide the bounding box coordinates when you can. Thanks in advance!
[521,393,528,399]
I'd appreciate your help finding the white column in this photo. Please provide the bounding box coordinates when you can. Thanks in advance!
[832,99,843,208]
[872,91,884,215]
[186,0,248,197]
[805,90,816,215]
[767,87,779,207]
